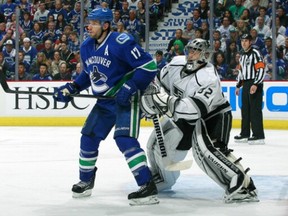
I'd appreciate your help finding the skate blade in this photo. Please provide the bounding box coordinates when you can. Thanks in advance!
[129,195,159,206]
[234,139,248,143]
[248,140,265,145]
[72,189,92,198]
[224,196,259,204]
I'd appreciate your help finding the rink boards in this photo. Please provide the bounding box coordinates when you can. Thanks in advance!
[0,81,288,129]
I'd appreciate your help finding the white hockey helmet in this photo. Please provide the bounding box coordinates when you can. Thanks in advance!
[184,38,212,72]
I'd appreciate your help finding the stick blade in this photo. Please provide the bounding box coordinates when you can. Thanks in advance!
[0,69,11,93]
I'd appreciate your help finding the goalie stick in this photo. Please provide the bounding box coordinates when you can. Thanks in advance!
[152,115,192,171]
[0,71,113,100]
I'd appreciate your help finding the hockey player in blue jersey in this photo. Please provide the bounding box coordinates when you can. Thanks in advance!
[53,8,159,206]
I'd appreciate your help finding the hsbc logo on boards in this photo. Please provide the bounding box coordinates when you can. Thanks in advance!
[12,86,90,110]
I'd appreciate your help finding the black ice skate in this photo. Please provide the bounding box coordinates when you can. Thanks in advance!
[248,136,265,145]
[224,178,259,203]
[128,180,159,206]
[72,167,97,198]
[234,135,249,143]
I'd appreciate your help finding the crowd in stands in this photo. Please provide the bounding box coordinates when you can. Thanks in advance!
[160,0,288,81]
[0,0,288,81]
[0,0,171,81]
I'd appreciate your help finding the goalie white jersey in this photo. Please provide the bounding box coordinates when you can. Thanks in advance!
[144,39,258,203]
[159,55,231,123]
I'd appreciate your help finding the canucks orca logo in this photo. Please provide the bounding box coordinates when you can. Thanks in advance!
[90,66,109,93]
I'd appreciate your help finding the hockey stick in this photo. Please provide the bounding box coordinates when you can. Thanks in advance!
[0,71,113,99]
[152,115,193,171]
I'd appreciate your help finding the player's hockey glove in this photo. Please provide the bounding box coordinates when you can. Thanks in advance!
[116,80,137,106]
[53,82,80,103]
[140,91,177,117]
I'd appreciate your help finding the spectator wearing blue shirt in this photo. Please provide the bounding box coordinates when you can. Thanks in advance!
[48,0,68,22]
[121,1,130,23]
[56,14,68,35]
[0,0,17,20]
[125,9,142,45]
[67,1,81,32]
[191,8,202,29]
[20,11,34,35]
[68,31,80,54]
[21,37,38,64]
[9,50,31,75]
[90,0,102,9]
[250,28,264,51]
[0,22,6,42]
[261,36,272,57]
[62,0,78,12]
[264,49,287,80]
[29,22,44,48]
[18,0,32,14]
[111,9,122,31]
[2,39,16,70]
[0,51,12,80]
[32,63,53,81]
[71,62,81,81]
[154,50,167,79]
[42,21,60,43]
[214,52,228,80]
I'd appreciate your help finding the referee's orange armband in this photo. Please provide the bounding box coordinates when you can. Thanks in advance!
[254,62,265,70]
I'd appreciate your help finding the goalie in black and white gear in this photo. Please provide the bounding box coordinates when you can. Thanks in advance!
[141,38,259,203]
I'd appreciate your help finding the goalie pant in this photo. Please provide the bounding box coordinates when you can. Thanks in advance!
[147,116,252,196]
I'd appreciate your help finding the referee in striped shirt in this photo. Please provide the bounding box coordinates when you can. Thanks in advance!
[234,33,265,145]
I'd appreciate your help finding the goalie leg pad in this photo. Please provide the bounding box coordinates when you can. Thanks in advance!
[147,116,186,191]
[192,119,247,195]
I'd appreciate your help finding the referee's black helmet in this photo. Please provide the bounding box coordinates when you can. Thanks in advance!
[241,34,252,40]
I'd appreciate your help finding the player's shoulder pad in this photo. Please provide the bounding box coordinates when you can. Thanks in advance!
[197,62,219,84]
[81,37,94,47]
[169,55,186,66]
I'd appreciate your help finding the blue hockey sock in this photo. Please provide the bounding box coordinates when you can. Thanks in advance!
[115,136,152,186]
[79,135,101,181]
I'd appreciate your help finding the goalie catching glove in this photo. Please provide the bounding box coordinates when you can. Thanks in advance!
[140,91,177,117]
[53,82,80,103]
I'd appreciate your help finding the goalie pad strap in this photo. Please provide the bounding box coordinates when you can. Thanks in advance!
[192,118,245,194]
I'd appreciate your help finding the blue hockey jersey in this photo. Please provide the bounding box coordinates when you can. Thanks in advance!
[76,31,157,97]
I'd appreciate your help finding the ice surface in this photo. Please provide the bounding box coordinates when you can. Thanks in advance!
[0,126,287,216]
